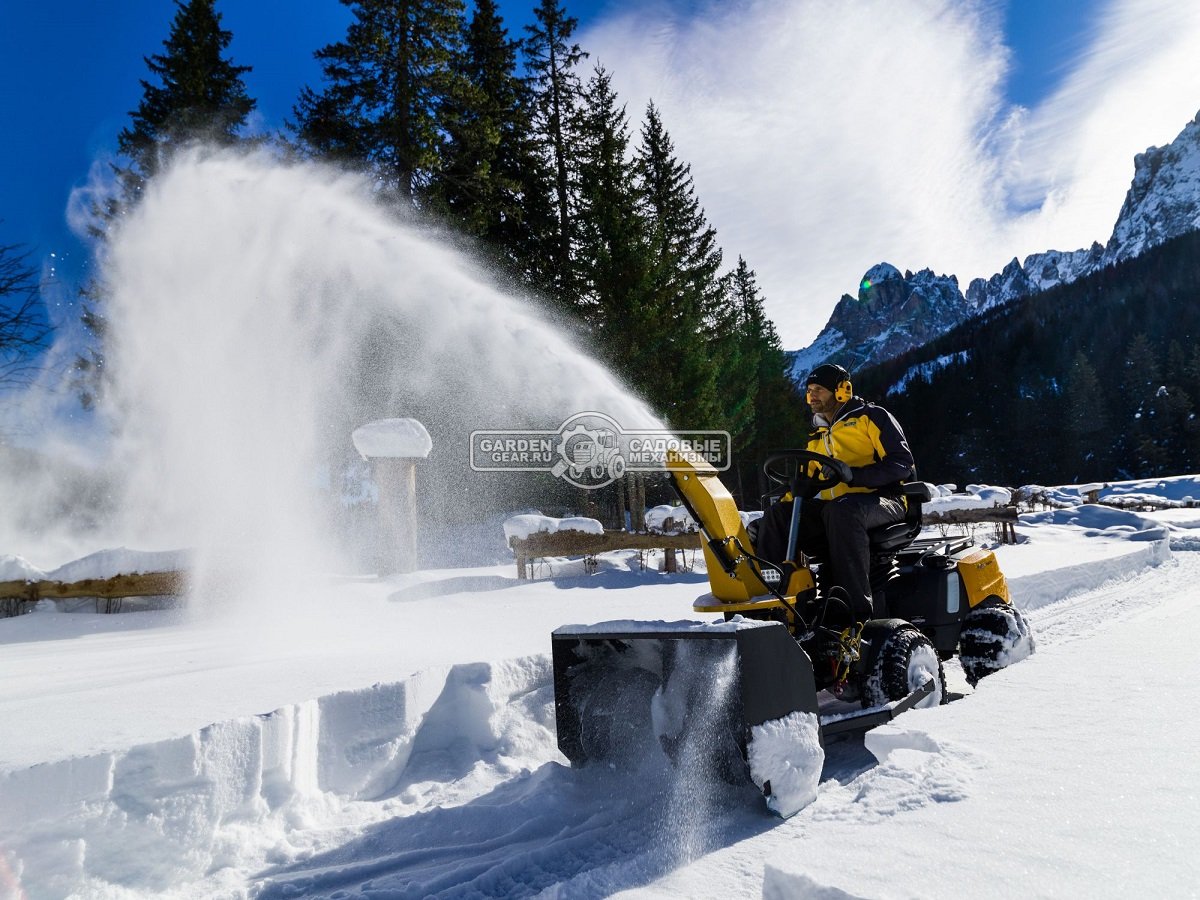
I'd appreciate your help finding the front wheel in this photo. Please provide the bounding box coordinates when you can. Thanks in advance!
[958,603,1035,687]
[860,627,946,709]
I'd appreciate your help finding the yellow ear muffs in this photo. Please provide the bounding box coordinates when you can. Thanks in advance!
[835,380,853,403]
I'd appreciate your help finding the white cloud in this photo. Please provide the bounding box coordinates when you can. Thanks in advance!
[582,0,1200,348]
[1000,0,1200,252]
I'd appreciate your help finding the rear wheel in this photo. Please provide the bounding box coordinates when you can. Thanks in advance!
[860,627,946,708]
[958,603,1035,687]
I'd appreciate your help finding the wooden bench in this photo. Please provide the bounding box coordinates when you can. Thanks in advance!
[508,530,701,579]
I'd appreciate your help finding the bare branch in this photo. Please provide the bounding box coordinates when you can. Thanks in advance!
[0,239,53,386]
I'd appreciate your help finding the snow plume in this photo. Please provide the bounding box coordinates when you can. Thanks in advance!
[74,149,654,617]
[652,640,757,862]
[583,0,1200,348]
[0,251,115,568]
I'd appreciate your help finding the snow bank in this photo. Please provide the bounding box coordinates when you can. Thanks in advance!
[1001,505,1171,610]
[1,549,190,585]
[1022,483,1090,507]
[501,514,604,543]
[0,655,559,898]
[0,554,45,581]
[558,516,604,535]
[350,418,432,459]
[1019,504,1168,542]
[763,866,879,899]
[1026,474,1200,507]
[44,547,192,582]
[1099,474,1200,503]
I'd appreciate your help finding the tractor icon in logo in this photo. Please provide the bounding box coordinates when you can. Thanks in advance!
[551,420,627,487]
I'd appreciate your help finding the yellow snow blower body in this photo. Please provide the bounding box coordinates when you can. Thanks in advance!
[667,452,816,612]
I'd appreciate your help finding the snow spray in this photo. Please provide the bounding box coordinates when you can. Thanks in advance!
[76,148,656,617]
[656,640,744,863]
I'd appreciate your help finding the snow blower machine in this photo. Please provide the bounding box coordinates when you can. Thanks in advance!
[551,450,1034,816]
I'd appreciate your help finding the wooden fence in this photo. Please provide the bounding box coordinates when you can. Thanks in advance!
[0,505,1024,609]
[921,506,1019,543]
[0,571,187,616]
[508,530,701,579]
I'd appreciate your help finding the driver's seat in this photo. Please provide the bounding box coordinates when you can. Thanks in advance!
[861,481,936,611]
[869,481,935,553]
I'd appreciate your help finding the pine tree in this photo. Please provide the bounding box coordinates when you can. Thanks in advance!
[433,0,556,289]
[78,0,255,408]
[732,258,798,442]
[1161,340,1200,472]
[74,281,107,410]
[1063,351,1111,481]
[572,68,655,390]
[719,257,806,504]
[1120,333,1163,474]
[522,0,586,305]
[293,0,467,203]
[633,101,723,428]
[118,0,256,193]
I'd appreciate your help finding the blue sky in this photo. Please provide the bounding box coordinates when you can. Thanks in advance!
[0,1,591,261]
[2,0,1198,348]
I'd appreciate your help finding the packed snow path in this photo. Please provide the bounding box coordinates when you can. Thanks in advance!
[250,552,1200,899]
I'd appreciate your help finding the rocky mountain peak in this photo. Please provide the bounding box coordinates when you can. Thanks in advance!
[789,107,1200,379]
[789,264,970,379]
[1105,109,1200,265]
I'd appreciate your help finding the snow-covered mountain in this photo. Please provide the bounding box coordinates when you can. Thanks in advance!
[965,242,1106,311]
[1105,109,1200,265]
[790,263,972,379]
[790,108,1200,380]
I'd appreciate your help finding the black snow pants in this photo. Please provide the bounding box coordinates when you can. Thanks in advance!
[753,492,906,619]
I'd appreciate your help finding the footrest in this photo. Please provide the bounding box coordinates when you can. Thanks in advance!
[693,594,788,614]
[817,677,935,743]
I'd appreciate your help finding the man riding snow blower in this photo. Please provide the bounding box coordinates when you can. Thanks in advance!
[753,362,914,621]
[550,365,1034,817]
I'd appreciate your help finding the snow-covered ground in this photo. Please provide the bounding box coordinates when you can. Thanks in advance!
[1,477,1198,899]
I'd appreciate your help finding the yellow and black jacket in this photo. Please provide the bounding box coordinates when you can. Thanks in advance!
[807,397,914,501]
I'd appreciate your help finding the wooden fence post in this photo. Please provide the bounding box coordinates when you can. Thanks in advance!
[352,418,432,575]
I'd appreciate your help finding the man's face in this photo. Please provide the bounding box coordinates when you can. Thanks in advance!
[806,383,839,417]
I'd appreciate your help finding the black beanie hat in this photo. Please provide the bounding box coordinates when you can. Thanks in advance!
[806,363,849,393]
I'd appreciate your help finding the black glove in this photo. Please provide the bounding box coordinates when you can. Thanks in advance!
[791,472,822,499]
[820,458,853,484]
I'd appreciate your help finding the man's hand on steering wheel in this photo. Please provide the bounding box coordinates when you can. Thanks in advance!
[763,450,854,500]
[818,457,853,485]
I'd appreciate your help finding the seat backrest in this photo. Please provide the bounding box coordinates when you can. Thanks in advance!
[869,481,936,554]
[902,481,934,504]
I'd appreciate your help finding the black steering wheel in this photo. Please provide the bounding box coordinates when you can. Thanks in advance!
[762,449,849,497]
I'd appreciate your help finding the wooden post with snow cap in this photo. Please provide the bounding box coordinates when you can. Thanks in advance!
[352,418,432,575]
